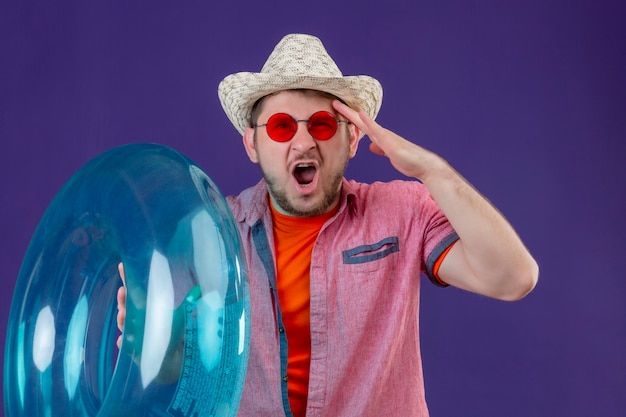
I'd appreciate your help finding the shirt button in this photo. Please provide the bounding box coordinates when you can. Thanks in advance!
[282,375,288,382]
[278,327,285,333]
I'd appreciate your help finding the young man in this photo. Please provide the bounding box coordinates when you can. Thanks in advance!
[119,33,538,416]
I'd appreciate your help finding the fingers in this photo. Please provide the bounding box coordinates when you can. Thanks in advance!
[369,141,385,156]
[333,100,366,131]
[118,262,125,286]
[117,262,126,349]
[332,100,386,148]
[117,285,126,325]
[116,286,126,349]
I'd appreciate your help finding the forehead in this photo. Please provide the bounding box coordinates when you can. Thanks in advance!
[259,90,335,116]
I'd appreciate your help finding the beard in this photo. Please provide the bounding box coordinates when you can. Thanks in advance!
[260,153,349,217]
[264,169,345,217]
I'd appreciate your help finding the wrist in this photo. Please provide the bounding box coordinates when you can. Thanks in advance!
[416,153,453,186]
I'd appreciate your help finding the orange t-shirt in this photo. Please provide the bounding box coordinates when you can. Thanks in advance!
[270,202,338,417]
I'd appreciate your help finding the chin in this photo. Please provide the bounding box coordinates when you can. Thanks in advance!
[267,176,341,217]
[289,195,337,217]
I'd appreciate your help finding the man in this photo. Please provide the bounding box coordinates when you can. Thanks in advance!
[118,33,538,416]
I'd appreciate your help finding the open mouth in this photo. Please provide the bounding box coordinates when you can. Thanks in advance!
[293,163,317,186]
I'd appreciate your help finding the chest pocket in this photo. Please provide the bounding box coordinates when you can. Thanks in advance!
[342,236,399,264]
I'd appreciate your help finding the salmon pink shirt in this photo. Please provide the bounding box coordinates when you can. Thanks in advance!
[227,178,458,417]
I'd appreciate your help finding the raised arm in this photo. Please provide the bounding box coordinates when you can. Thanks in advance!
[334,101,538,301]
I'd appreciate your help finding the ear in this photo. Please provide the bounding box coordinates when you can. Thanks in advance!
[347,123,361,158]
[242,127,259,163]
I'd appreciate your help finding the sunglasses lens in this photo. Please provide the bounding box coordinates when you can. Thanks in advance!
[263,111,339,142]
[266,113,297,142]
[308,111,338,140]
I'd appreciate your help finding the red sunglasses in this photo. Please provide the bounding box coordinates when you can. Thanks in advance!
[254,111,351,142]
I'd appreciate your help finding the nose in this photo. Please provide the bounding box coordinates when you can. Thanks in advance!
[290,121,317,153]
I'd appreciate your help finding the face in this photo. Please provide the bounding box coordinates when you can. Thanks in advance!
[243,90,359,217]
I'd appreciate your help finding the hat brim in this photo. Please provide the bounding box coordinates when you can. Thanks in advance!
[218,72,383,136]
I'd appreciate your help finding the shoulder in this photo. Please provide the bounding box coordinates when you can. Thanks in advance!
[342,179,447,232]
[345,179,434,208]
[226,179,269,223]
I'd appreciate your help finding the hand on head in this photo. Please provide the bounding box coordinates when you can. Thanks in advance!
[332,100,439,182]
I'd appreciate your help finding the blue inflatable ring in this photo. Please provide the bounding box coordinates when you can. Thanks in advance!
[4,144,250,417]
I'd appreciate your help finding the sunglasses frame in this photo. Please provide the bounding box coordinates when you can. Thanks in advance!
[254,111,351,142]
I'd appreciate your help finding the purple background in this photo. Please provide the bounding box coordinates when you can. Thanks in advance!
[1,1,625,416]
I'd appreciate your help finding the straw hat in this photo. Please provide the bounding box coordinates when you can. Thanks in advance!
[218,34,383,135]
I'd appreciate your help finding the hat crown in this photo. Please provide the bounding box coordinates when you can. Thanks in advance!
[260,34,343,78]
[218,33,382,136]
